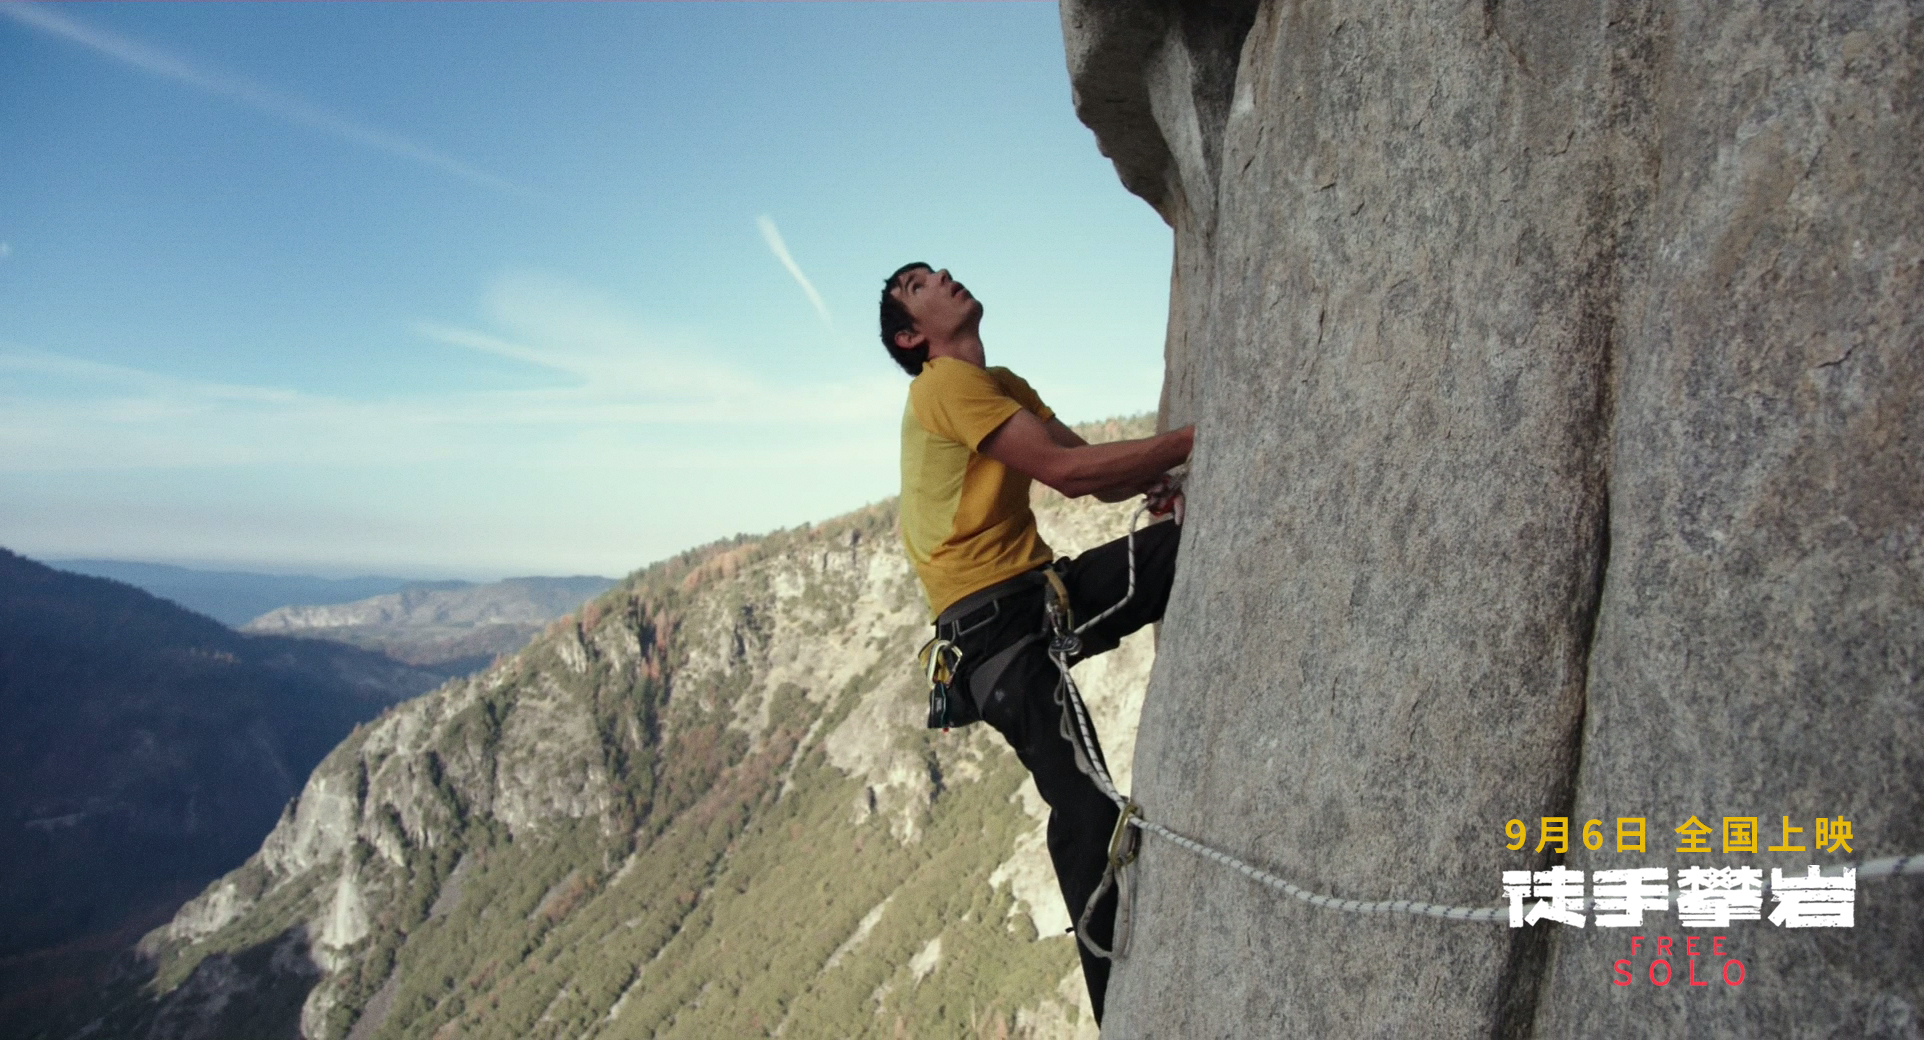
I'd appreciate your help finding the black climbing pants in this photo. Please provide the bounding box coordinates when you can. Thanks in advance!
[939,518,1182,1025]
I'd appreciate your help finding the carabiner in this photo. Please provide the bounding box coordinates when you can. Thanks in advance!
[1107,800,1142,868]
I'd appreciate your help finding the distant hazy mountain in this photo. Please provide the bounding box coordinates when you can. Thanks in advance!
[242,576,617,676]
[48,560,421,628]
[0,549,445,1032]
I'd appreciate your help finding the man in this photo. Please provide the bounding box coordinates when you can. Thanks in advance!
[880,261,1193,1023]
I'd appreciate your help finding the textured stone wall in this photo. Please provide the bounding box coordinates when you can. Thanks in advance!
[1062,1,1922,1035]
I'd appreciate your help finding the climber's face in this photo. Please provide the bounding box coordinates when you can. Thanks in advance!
[889,266,982,350]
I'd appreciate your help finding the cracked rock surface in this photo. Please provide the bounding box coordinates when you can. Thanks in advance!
[1062,1,1922,1035]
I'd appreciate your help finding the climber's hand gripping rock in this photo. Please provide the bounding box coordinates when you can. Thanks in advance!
[1145,473,1185,524]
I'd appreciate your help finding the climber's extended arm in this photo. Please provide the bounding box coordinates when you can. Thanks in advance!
[982,409,1193,500]
[1043,417,1086,450]
[1041,419,1153,502]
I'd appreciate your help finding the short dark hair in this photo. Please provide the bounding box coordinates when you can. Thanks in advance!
[879,261,931,376]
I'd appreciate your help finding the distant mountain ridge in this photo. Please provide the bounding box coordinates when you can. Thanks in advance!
[242,576,617,676]
[47,561,423,628]
[0,549,446,1034]
[244,576,614,630]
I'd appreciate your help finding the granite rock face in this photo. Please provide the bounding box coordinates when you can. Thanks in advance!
[1062,1,1922,1035]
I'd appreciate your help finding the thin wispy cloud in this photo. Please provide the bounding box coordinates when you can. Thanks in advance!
[410,323,578,377]
[0,1,540,201]
[0,270,900,475]
[0,348,297,404]
[0,347,885,473]
[757,215,834,331]
[0,242,12,260]
[429,270,897,414]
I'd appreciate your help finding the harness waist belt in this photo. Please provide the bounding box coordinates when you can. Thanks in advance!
[930,566,1058,723]
[935,566,1050,629]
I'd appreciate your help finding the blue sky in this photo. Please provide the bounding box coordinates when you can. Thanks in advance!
[0,1,1171,579]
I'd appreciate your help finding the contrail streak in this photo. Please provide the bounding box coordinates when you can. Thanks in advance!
[757,215,834,331]
[0,1,542,201]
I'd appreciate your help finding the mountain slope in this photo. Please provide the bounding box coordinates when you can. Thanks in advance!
[242,577,617,676]
[60,419,1161,1040]
[0,551,444,1031]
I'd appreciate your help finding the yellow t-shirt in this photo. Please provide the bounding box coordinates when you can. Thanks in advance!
[900,357,1056,619]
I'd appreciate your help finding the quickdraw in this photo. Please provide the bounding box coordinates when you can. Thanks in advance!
[917,635,965,731]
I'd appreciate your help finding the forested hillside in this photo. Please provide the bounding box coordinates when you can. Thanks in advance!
[41,418,1161,1040]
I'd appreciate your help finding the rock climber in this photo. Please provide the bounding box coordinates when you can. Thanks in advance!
[879,261,1193,1023]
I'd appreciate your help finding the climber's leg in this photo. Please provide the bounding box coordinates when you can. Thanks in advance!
[1048,793,1118,1022]
[977,640,1121,1024]
[958,521,1181,1024]
[1060,517,1182,662]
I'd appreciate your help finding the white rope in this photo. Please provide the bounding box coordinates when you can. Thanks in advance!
[1127,843,1923,923]
[1050,500,1152,959]
[1050,480,1179,802]
[1043,487,1924,940]
[1052,647,1126,805]
[1131,815,1510,920]
[1858,855,1924,882]
[1069,517,1136,637]
[1067,469,1178,637]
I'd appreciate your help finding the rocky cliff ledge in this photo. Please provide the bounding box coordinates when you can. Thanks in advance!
[1062,1,1921,1036]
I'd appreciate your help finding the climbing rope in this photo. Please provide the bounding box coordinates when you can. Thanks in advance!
[1046,485,1924,957]
[1117,822,1921,923]
[1046,491,1156,958]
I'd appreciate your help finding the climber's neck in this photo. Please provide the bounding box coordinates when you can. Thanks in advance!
[926,331,987,369]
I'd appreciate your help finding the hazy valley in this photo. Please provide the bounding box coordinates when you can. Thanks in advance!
[0,551,447,1033]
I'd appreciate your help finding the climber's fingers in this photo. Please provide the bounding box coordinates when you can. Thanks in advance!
[1148,488,1184,523]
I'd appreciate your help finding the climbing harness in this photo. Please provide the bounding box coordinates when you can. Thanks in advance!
[1033,479,1924,960]
[921,569,1055,730]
